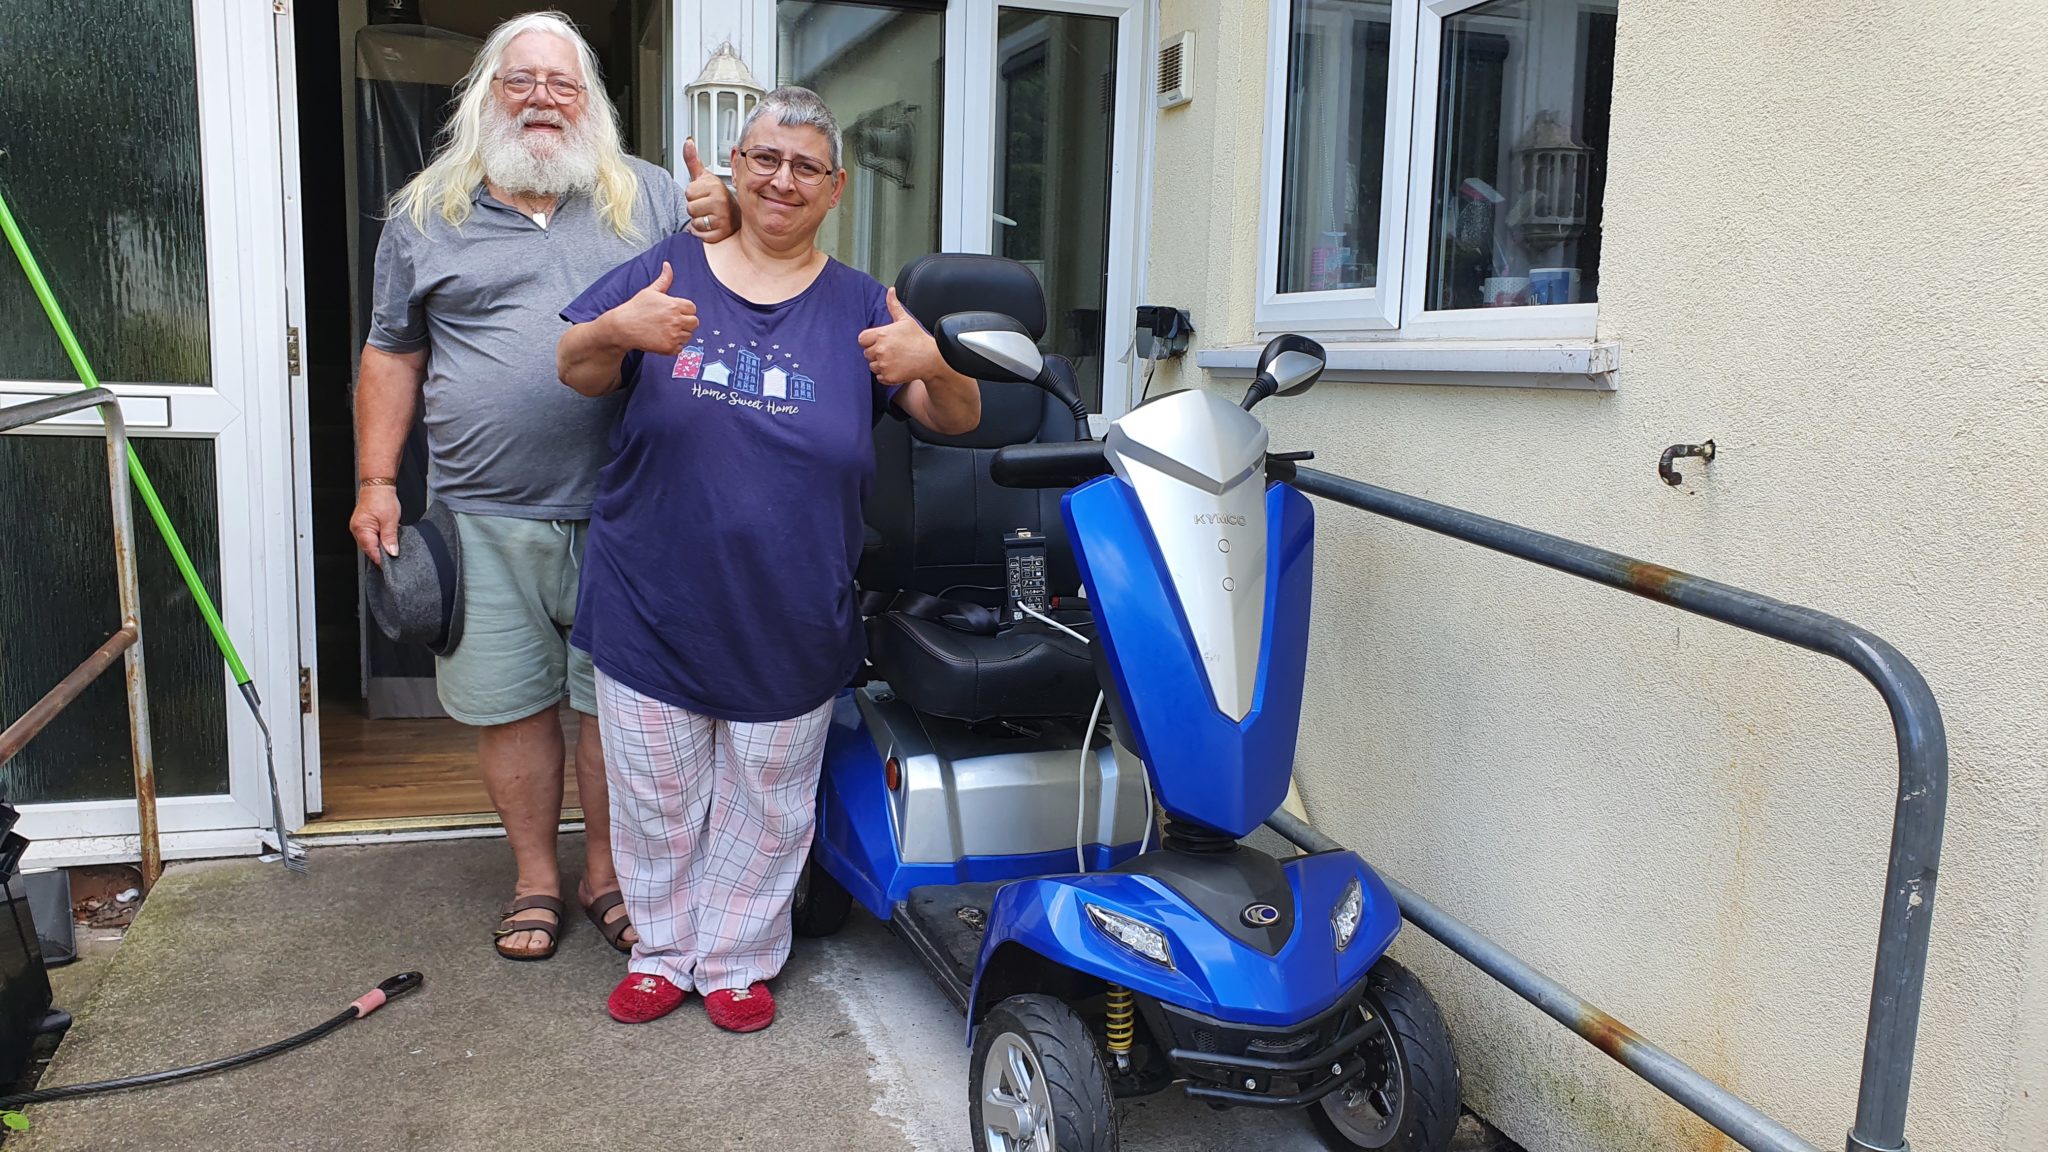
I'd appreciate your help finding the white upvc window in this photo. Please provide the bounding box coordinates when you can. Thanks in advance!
[1241,0,1619,382]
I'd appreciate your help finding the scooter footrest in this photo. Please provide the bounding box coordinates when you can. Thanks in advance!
[893,882,1005,1013]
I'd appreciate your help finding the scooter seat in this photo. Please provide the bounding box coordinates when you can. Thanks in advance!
[866,610,1100,722]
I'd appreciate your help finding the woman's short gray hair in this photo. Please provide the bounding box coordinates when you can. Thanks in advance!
[738,86,843,171]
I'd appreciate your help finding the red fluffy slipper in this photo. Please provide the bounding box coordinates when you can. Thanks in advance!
[608,973,686,1024]
[704,982,775,1033]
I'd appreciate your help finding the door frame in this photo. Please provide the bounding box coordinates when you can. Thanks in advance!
[10,0,306,867]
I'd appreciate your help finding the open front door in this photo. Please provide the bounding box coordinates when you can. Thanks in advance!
[0,0,307,865]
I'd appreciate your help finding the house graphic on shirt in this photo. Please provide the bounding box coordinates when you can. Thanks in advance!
[790,374,816,401]
[763,366,787,398]
[701,360,731,387]
[734,350,761,394]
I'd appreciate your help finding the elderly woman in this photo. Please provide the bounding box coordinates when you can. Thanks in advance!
[556,86,979,1031]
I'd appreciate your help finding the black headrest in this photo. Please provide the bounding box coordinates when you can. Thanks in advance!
[895,254,1047,340]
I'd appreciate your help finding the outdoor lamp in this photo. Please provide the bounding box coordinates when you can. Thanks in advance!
[1511,110,1593,246]
[685,42,765,178]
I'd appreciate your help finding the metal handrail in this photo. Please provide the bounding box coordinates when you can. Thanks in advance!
[0,390,160,886]
[1276,465,1945,1152]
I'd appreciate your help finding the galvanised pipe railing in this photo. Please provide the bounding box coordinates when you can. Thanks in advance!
[1274,465,1946,1152]
[1,389,160,884]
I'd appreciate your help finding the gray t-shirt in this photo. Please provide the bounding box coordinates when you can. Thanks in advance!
[367,156,687,519]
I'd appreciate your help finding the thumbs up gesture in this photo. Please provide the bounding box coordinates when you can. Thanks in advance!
[858,288,945,386]
[604,261,699,356]
[683,137,739,243]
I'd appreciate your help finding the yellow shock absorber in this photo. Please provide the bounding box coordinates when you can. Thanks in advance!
[1104,985,1135,1055]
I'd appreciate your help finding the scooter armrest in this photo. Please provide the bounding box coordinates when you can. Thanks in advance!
[991,442,1111,490]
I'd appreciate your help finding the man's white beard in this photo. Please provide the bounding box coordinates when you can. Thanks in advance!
[479,106,602,198]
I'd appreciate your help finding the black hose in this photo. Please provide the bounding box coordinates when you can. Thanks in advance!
[0,972,421,1109]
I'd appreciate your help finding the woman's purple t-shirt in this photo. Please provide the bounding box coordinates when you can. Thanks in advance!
[560,232,897,722]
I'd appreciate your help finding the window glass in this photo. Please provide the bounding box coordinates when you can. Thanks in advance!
[1277,0,1393,294]
[1425,0,1616,311]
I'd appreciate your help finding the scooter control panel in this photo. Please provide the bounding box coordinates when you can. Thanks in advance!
[1004,527,1049,621]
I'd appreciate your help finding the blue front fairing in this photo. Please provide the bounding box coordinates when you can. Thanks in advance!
[1063,478,1315,838]
[971,849,1398,1027]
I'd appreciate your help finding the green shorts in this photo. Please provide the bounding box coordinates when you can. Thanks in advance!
[435,511,596,726]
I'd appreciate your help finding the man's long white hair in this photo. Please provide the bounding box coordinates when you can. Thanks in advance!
[388,11,640,239]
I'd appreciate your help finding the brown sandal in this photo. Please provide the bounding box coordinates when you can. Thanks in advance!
[494,894,565,961]
[582,890,634,954]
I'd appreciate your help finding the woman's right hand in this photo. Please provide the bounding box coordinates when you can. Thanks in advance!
[350,482,401,567]
[604,261,700,355]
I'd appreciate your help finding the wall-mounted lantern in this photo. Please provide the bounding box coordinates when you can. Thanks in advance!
[685,42,765,177]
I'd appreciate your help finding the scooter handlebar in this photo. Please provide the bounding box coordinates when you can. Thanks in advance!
[990,441,1112,489]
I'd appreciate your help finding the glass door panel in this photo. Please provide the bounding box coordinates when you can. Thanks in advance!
[995,8,1116,411]
[777,0,945,284]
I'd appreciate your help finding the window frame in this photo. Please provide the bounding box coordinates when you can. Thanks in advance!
[1257,0,1603,342]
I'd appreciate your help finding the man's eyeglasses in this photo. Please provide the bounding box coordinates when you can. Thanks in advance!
[495,72,586,100]
[738,147,833,186]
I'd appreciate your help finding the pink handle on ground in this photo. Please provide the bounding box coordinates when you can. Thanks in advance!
[349,988,388,1017]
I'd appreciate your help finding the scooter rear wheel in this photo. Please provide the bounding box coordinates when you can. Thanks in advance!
[970,994,1117,1152]
[1312,958,1460,1151]
[791,848,852,938]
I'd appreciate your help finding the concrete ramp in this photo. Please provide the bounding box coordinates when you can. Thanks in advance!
[11,837,1347,1151]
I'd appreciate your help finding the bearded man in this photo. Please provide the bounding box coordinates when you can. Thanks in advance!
[350,11,736,961]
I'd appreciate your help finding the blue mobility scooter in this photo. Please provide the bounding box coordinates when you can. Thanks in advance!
[794,255,1459,1151]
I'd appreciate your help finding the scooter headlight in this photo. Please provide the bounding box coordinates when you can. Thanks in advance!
[1332,876,1364,951]
[1084,903,1174,968]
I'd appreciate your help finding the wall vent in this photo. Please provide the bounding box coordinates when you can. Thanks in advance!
[1157,32,1193,110]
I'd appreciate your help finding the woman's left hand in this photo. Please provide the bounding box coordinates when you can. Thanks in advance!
[858,289,948,386]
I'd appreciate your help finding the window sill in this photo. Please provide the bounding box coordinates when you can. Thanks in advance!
[1193,339,1619,391]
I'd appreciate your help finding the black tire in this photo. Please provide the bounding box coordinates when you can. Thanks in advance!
[791,847,852,938]
[1312,958,1460,1152]
[969,994,1118,1152]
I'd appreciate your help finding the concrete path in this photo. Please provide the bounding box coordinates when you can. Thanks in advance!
[11,837,1358,1152]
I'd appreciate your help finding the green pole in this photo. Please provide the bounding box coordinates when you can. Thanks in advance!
[0,184,252,686]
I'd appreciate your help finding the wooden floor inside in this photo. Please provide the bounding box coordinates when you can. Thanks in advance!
[308,696,582,825]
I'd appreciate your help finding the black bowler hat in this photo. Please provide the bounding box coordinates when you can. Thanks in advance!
[363,500,464,655]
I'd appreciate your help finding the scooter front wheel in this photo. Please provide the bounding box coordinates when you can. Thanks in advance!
[969,994,1117,1152]
[1313,958,1460,1151]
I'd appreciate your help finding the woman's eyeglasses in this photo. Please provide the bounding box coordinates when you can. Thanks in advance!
[495,72,586,100]
[738,147,833,186]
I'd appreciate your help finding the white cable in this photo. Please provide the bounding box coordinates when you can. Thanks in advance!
[1016,599,1090,644]
[1016,601,1131,869]
[1077,689,1106,874]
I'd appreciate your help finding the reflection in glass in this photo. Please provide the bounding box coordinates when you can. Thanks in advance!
[778,1,945,286]
[1426,0,1615,311]
[0,0,211,385]
[1279,0,1392,294]
[997,9,1117,410]
[0,435,228,802]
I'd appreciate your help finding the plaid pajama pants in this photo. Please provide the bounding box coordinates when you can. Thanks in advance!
[595,668,834,994]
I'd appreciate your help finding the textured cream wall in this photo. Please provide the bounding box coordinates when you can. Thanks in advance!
[1147,2,2048,1150]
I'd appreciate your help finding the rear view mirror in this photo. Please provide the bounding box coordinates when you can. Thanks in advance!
[1242,334,1327,409]
[934,311,1045,387]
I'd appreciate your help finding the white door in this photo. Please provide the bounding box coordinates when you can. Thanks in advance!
[1,0,306,865]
